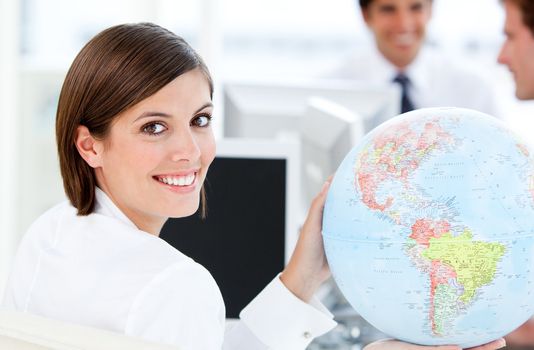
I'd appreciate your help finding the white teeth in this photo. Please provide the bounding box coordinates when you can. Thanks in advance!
[157,174,196,187]
[186,174,194,185]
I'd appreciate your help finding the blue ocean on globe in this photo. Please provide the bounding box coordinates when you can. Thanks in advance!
[323,107,534,348]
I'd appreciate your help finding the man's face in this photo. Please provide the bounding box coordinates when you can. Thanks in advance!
[362,0,432,70]
[498,1,534,100]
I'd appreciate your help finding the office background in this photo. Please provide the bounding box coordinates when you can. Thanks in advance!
[1,0,534,346]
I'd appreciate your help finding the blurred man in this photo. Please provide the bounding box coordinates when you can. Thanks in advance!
[498,0,534,100]
[330,0,500,125]
[498,0,534,347]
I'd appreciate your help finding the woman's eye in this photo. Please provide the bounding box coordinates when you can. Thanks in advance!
[142,122,167,135]
[192,114,212,128]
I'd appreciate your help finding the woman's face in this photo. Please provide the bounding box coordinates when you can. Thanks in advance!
[93,68,215,234]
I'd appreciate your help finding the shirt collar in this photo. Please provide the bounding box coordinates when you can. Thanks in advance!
[94,187,138,230]
[368,44,427,91]
[367,45,399,84]
[399,47,432,99]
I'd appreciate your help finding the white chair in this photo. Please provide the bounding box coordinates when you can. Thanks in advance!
[0,309,179,350]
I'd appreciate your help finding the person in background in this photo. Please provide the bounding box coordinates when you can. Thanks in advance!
[497,0,534,346]
[498,0,534,100]
[329,0,501,126]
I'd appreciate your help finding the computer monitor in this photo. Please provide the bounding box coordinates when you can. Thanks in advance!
[160,138,301,319]
[223,80,400,139]
[299,97,365,204]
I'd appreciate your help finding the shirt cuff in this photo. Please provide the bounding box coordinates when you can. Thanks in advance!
[239,274,337,349]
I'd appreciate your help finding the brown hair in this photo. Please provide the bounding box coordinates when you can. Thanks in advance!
[359,0,432,10]
[503,0,534,36]
[56,23,213,216]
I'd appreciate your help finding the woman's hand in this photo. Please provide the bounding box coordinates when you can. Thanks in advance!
[363,338,506,350]
[280,178,332,302]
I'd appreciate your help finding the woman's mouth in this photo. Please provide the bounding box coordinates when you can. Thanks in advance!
[153,173,197,187]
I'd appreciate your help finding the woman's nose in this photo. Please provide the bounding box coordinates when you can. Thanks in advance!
[170,129,201,163]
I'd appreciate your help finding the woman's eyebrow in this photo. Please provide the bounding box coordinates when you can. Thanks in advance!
[134,102,213,123]
[134,111,172,123]
[195,102,214,113]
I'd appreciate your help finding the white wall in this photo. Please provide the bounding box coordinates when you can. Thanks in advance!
[0,0,20,295]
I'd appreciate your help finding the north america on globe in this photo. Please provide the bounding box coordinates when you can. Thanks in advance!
[323,108,534,348]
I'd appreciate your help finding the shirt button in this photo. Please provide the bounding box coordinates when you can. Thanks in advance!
[303,331,312,339]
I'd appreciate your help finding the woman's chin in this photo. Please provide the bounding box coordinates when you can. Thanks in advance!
[165,203,200,219]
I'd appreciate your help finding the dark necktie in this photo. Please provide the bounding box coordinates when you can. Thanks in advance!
[393,73,415,113]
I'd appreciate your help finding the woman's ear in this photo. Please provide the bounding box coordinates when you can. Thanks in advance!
[75,125,103,169]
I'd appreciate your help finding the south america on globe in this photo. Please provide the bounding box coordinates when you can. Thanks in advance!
[323,107,534,348]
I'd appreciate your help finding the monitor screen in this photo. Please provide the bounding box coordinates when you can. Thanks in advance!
[223,80,400,139]
[300,97,364,205]
[160,155,287,318]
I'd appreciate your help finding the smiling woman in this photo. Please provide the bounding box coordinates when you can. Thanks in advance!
[74,69,215,234]
[54,23,214,219]
[0,22,338,350]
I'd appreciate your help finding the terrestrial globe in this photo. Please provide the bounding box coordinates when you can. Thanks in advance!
[323,107,534,348]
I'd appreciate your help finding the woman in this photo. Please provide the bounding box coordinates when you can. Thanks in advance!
[2,22,333,350]
[2,23,505,350]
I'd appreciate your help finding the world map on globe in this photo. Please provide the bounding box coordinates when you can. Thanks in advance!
[323,107,534,347]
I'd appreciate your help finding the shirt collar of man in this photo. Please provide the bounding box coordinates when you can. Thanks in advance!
[366,44,428,95]
[366,44,400,83]
[403,47,431,101]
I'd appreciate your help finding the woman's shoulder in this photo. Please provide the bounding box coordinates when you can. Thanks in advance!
[20,200,75,248]
[17,198,218,299]
[22,199,196,277]
[29,200,73,228]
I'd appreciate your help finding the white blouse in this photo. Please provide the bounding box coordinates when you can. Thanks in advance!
[2,188,336,349]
